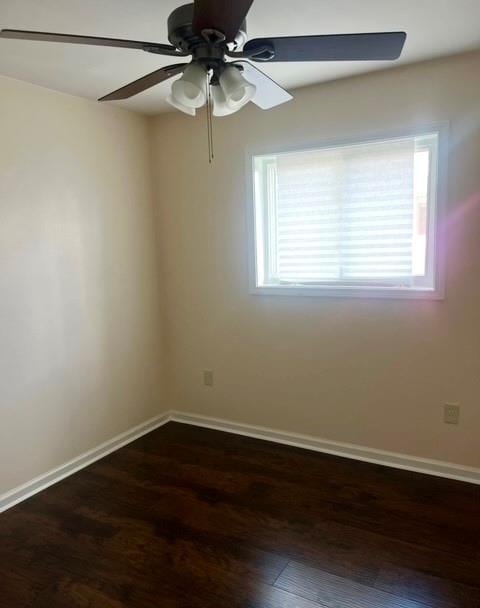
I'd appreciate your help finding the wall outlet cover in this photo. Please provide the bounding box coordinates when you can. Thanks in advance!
[203,370,214,387]
[444,403,460,425]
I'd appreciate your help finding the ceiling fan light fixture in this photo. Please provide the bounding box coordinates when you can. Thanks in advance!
[211,84,237,116]
[219,65,256,111]
[166,94,196,116]
[171,63,207,109]
[0,3,407,128]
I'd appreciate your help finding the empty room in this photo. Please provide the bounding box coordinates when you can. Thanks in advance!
[0,1,479,606]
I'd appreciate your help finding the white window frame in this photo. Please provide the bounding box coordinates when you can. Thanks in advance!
[246,124,448,300]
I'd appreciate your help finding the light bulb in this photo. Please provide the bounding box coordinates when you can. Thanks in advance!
[219,65,256,111]
[211,85,237,117]
[171,63,207,109]
[166,94,196,116]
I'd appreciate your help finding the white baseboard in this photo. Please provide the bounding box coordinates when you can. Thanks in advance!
[2,408,478,514]
[169,410,480,485]
[0,412,170,514]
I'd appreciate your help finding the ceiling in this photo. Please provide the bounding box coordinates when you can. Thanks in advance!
[0,0,479,115]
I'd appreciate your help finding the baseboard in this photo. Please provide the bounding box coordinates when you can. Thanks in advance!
[0,412,170,514]
[169,410,480,485]
[2,409,478,514]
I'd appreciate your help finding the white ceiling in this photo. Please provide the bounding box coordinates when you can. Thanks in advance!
[0,0,479,115]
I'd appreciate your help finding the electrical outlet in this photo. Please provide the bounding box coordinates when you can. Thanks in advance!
[203,370,214,387]
[444,403,460,425]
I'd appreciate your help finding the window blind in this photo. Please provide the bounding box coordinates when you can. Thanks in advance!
[273,139,416,284]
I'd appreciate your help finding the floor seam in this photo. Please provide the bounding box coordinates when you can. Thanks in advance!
[271,559,290,588]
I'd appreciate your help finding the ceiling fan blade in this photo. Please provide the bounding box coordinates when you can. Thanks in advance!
[99,64,187,101]
[0,29,183,56]
[234,61,292,110]
[193,0,254,42]
[244,32,407,62]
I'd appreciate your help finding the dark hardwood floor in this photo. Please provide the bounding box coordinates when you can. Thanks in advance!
[1,422,479,607]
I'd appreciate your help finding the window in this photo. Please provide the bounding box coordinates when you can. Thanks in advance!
[250,130,443,299]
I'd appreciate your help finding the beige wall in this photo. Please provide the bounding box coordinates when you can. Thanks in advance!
[0,77,165,494]
[151,51,480,468]
[1,50,478,497]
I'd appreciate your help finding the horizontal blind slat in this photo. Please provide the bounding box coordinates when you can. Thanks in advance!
[273,139,415,281]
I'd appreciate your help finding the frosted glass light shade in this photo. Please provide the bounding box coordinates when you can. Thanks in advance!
[166,94,196,116]
[211,85,237,116]
[219,66,256,111]
[171,63,207,109]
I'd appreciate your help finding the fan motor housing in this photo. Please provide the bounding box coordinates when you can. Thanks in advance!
[167,3,247,54]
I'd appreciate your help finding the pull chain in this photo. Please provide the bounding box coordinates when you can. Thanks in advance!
[205,78,214,163]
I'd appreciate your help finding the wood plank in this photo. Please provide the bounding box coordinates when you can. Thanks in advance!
[375,563,480,608]
[1,421,479,608]
[110,441,479,559]
[275,561,428,608]
[85,452,480,589]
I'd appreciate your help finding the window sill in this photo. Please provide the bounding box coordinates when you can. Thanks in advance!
[250,284,444,300]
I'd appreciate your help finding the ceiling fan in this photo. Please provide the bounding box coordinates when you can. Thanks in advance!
[0,0,406,117]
